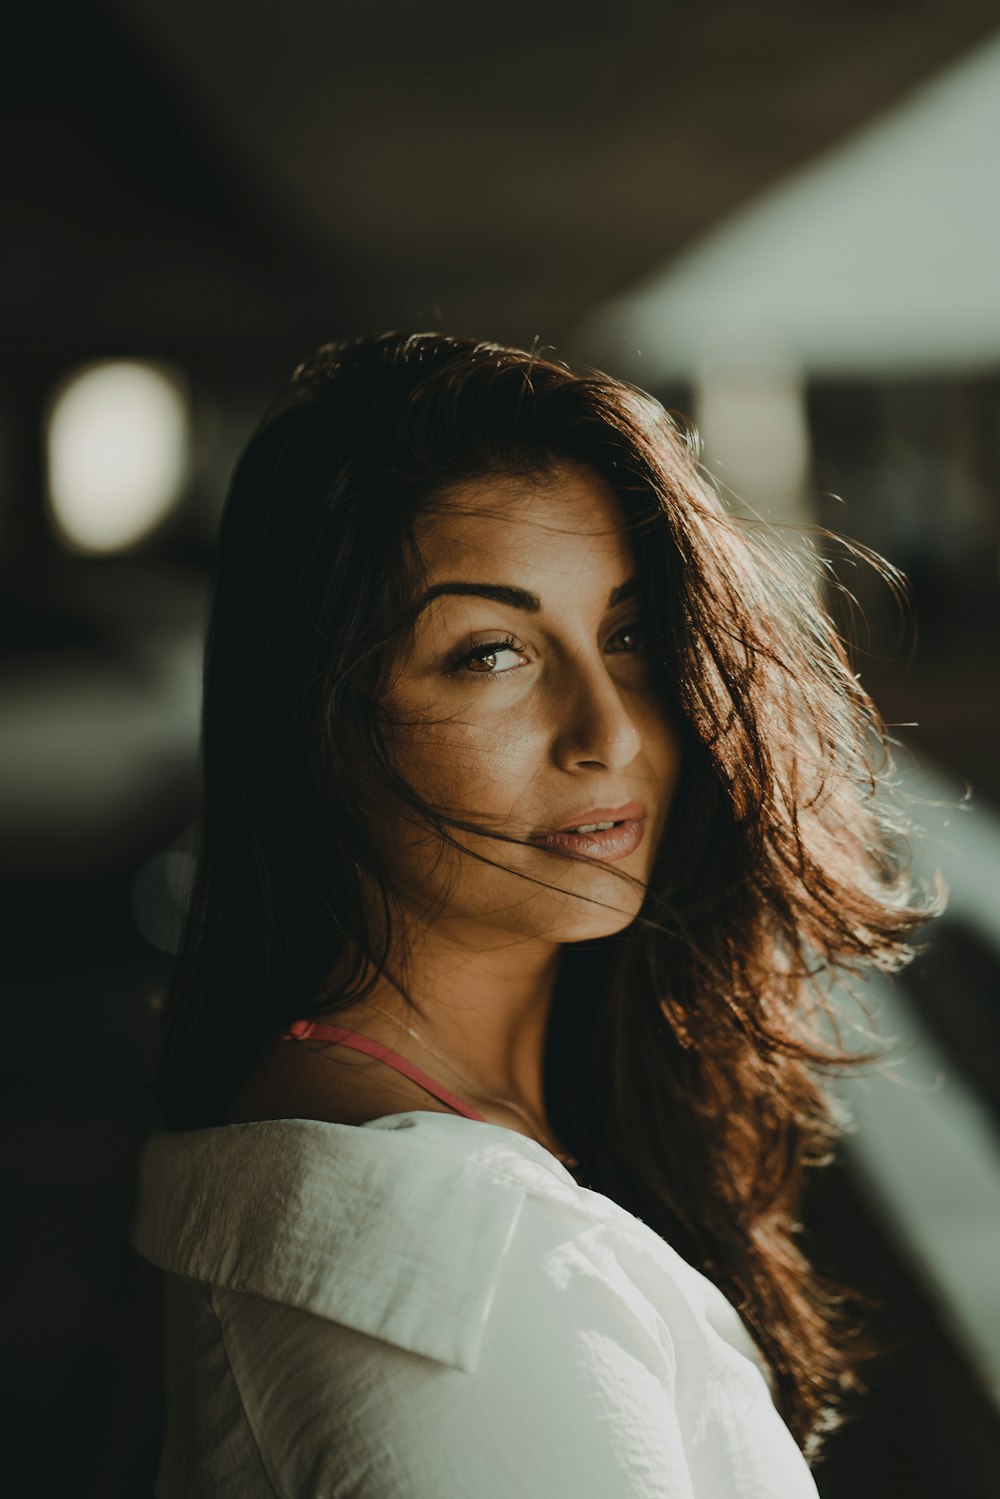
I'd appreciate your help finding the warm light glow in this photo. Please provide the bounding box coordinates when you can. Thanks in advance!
[46,360,190,553]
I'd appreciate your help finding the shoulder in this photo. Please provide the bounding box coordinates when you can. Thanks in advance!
[211,1279,687,1499]
[132,1112,752,1380]
[223,1034,456,1126]
[132,1113,585,1368]
[137,1118,815,1497]
[202,1166,688,1499]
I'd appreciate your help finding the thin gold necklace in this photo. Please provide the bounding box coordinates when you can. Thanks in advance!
[366,1002,580,1172]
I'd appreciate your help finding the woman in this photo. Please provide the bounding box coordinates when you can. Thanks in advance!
[132,330,939,1497]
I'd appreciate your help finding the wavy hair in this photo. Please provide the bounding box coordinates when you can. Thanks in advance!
[156,330,942,1463]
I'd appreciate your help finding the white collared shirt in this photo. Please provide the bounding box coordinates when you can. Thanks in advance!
[131,1111,821,1498]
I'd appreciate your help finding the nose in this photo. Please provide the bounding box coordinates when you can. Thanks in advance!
[551,650,644,773]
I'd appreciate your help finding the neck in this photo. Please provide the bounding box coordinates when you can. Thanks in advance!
[323,928,562,1121]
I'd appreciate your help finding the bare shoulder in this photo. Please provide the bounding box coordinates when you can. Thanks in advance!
[223,1035,453,1127]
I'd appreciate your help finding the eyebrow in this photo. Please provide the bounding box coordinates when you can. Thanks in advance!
[414,574,640,618]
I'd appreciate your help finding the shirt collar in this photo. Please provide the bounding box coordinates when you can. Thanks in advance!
[130,1112,592,1373]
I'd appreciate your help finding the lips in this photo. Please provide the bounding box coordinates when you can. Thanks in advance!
[543,801,646,835]
[526,801,647,864]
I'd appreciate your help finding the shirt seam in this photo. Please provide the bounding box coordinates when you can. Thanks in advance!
[209,1282,288,1499]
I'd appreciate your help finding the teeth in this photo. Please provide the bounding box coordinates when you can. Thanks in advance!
[569,821,616,833]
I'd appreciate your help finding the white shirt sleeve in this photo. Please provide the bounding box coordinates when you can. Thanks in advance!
[210,1188,698,1499]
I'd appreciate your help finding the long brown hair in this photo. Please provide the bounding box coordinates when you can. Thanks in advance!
[156,330,941,1462]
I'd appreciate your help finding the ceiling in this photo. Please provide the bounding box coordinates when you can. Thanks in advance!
[5,0,1000,363]
[582,29,1000,378]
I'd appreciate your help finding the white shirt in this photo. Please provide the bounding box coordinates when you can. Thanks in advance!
[130,1111,821,1498]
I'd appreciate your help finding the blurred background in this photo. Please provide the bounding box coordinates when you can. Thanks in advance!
[3,1,1000,1493]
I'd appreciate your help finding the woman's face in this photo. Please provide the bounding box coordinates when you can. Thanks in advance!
[375,462,682,948]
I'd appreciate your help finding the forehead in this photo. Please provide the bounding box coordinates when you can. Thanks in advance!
[415,463,633,581]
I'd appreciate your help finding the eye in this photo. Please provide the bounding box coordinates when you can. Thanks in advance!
[607,621,649,655]
[448,634,527,683]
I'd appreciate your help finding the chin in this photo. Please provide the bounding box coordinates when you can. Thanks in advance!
[563,912,642,943]
[435,854,649,942]
[526,889,646,944]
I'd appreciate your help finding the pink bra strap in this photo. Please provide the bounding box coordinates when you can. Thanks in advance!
[279,1017,489,1122]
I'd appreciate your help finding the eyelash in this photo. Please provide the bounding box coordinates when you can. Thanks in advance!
[449,623,649,684]
[449,634,520,685]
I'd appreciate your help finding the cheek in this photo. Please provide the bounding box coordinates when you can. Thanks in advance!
[390,702,544,805]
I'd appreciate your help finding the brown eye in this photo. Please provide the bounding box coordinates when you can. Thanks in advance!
[607,622,648,654]
[449,635,526,682]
